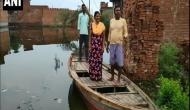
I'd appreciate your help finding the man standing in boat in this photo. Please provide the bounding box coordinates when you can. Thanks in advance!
[106,6,128,82]
[77,4,90,61]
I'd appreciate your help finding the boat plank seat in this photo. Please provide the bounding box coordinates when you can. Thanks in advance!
[72,59,137,92]
[75,62,88,71]
[106,94,149,107]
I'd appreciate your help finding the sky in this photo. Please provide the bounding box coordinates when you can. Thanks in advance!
[30,0,113,14]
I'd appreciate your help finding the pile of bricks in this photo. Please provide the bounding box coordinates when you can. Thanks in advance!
[123,0,164,80]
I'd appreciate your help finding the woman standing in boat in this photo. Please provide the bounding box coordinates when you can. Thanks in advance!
[89,11,105,81]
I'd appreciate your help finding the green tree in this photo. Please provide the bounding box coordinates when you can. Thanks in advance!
[58,9,72,27]
[156,77,188,110]
[159,42,183,79]
[10,34,21,53]
[101,13,110,42]
[69,10,80,28]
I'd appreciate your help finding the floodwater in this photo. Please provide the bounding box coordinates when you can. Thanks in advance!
[0,27,109,110]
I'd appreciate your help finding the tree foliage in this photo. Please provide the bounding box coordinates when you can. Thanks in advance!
[58,10,79,27]
[10,34,21,53]
[101,13,110,41]
[157,42,189,110]
[159,42,183,79]
[156,77,189,110]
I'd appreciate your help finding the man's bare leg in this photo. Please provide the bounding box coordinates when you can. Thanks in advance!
[108,65,114,81]
[117,67,123,83]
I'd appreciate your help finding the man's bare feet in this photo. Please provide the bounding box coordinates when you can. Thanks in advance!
[108,77,114,81]
[113,80,120,85]
[117,76,121,83]
[117,79,120,83]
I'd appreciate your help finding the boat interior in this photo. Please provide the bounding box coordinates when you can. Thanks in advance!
[70,57,150,108]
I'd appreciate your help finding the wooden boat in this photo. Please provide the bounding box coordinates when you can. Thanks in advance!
[68,54,158,110]
[68,82,88,110]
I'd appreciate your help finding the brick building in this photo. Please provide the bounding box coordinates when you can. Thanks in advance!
[110,0,189,80]
[159,0,189,71]
[110,0,163,80]
[9,0,75,26]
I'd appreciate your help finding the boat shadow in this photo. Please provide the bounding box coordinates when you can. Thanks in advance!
[68,82,88,110]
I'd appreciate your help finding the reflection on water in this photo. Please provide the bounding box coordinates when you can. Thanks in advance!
[0,27,88,110]
[0,27,78,65]
[10,33,22,53]
[0,27,10,64]
[54,54,62,72]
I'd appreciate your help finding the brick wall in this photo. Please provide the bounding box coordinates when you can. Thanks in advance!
[123,0,163,80]
[14,27,78,45]
[43,27,78,43]
[0,1,8,27]
[9,1,44,25]
[15,28,43,50]
[18,6,43,25]
[159,0,189,43]
[0,30,10,53]
[159,0,189,71]
[0,29,10,64]
[42,8,62,26]
[9,0,74,26]
[0,10,8,23]
[42,27,62,43]
[17,28,43,44]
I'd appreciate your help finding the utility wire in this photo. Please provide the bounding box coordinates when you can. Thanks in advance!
[78,0,93,21]
[79,0,91,15]
[80,0,85,5]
